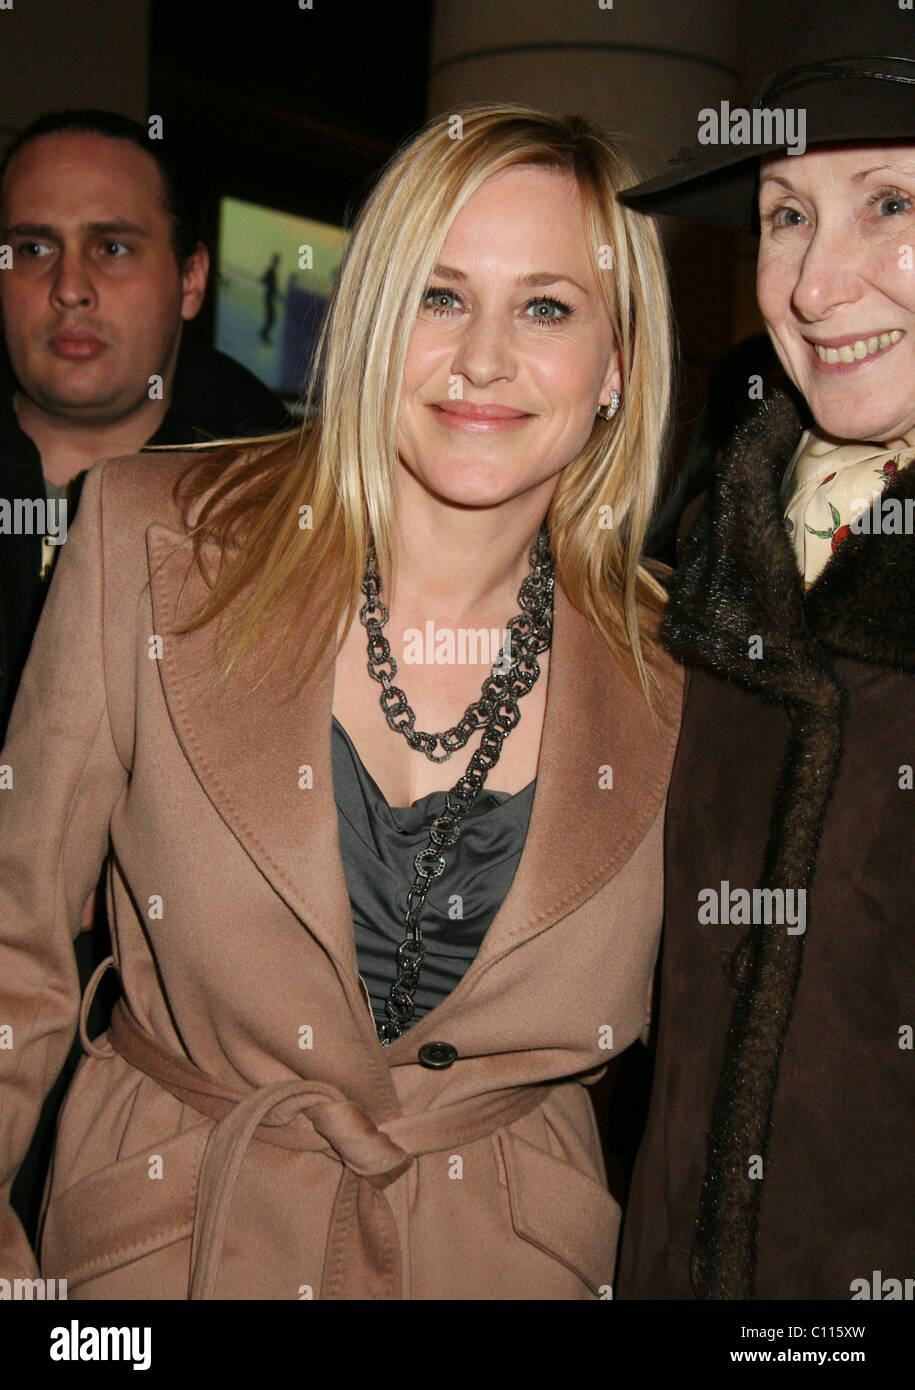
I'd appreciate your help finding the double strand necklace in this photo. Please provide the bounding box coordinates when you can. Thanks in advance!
[359,523,554,1044]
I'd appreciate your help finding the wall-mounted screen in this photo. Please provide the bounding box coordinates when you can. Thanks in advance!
[215,196,347,402]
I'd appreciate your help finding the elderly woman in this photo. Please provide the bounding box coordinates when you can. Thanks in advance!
[0,104,680,1298]
[619,0,914,1300]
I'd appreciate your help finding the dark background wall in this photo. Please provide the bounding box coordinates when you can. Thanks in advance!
[148,0,433,343]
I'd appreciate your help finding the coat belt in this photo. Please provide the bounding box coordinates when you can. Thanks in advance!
[94,981,550,1299]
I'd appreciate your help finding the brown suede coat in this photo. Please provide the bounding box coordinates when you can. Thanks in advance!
[617,392,915,1300]
[0,452,680,1299]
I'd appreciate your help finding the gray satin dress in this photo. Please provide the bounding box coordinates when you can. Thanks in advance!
[331,716,536,1029]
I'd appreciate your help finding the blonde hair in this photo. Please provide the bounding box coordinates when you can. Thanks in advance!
[174,102,676,709]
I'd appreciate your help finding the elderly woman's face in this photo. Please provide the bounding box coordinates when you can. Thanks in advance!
[757,144,915,449]
[397,165,621,511]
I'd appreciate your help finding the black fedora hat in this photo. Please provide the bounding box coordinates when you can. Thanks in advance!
[621,0,915,232]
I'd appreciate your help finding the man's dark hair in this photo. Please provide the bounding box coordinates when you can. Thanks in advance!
[0,109,204,264]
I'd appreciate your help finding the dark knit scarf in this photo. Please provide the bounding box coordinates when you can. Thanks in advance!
[661,388,915,1298]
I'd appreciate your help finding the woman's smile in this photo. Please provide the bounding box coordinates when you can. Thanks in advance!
[804,328,904,372]
[426,399,535,432]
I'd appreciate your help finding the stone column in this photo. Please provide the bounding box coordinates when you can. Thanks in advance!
[429,0,742,175]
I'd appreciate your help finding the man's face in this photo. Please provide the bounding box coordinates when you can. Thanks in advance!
[0,132,208,426]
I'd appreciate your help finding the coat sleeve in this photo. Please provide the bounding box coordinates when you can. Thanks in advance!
[0,459,127,1277]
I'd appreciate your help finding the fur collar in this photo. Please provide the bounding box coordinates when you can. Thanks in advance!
[663,389,915,686]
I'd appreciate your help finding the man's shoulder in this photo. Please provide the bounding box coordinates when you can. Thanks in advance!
[0,360,41,482]
[163,339,292,444]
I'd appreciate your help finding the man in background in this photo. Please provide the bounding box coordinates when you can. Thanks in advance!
[0,108,291,1241]
[260,251,281,345]
[0,108,290,739]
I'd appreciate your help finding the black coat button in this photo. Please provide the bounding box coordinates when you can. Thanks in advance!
[418,1041,458,1069]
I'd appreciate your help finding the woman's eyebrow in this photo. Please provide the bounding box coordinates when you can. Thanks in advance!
[851,162,915,181]
[520,270,591,295]
[758,175,796,194]
[431,262,590,295]
[430,262,467,280]
[760,163,915,198]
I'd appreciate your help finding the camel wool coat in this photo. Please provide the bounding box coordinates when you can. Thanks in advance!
[0,452,681,1299]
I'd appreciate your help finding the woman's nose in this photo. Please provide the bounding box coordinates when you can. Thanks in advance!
[449,308,516,386]
[790,226,863,322]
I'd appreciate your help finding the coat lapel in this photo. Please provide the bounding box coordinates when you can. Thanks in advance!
[470,581,680,964]
[148,521,680,1021]
[147,521,359,987]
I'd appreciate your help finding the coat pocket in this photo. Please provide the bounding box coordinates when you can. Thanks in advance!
[40,1121,210,1294]
[497,1129,619,1297]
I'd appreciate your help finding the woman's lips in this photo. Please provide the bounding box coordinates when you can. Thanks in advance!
[805,329,903,374]
[427,401,533,432]
[48,333,106,361]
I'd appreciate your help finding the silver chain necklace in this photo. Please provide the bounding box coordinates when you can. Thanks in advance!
[359,524,554,1044]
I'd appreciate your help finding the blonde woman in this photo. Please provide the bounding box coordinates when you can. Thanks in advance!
[0,104,680,1299]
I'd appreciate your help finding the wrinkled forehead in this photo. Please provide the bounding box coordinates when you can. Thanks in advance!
[759,140,915,188]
